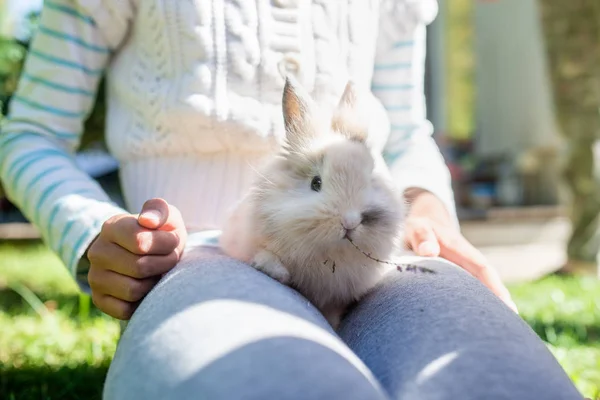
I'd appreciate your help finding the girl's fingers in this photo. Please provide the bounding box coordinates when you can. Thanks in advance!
[89,240,179,279]
[406,218,441,257]
[88,266,159,303]
[90,291,138,320]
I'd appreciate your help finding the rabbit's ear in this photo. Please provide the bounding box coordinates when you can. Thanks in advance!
[282,76,318,151]
[338,80,358,110]
[332,81,369,144]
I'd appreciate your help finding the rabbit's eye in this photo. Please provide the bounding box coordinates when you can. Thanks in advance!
[311,176,322,192]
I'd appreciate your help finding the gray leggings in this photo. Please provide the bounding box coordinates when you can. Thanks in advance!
[103,244,582,400]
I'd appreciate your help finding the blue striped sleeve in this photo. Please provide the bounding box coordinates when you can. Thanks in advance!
[36,25,111,54]
[374,62,412,71]
[0,0,130,287]
[371,26,419,165]
[373,6,458,224]
[45,0,96,26]
[0,132,126,281]
[22,73,95,97]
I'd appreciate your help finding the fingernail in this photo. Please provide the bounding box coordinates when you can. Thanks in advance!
[418,241,439,256]
[141,210,162,224]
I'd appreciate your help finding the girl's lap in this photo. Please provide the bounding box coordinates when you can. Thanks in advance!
[103,244,387,400]
[339,257,582,399]
[103,240,582,400]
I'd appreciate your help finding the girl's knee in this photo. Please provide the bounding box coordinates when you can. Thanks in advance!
[179,337,387,400]
[106,315,386,400]
[341,257,503,333]
[378,257,479,297]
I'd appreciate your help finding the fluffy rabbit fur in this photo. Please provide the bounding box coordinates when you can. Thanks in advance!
[219,77,404,329]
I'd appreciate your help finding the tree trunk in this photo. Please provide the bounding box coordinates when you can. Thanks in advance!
[539,0,600,262]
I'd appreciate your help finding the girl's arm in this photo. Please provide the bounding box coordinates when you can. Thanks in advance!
[0,0,133,290]
[371,1,518,313]
[373,0,458,227]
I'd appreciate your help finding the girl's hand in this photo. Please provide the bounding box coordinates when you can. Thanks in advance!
[404,189,519,314]
[87,198,187,320]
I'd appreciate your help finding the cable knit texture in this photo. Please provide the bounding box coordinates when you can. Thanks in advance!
[0,0,454,289]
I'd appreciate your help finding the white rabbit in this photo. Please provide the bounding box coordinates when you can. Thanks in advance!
[220,77,405,329]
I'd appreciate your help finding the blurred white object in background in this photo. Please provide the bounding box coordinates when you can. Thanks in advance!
[474,0,563,206]
[1,0,42,40]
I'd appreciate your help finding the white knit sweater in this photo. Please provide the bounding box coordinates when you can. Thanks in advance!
[0,0,455,288]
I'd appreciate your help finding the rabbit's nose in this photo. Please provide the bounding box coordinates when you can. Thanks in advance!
[342,211,362,231]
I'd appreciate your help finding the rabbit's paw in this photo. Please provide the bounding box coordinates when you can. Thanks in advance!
[251,250,291,284]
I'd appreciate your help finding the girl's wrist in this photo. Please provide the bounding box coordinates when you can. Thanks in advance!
[404,188,453,227]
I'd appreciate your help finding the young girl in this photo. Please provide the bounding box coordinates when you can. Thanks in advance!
[0,1,582,399]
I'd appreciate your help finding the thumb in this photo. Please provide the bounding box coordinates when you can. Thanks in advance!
[139,198,187,256]
[408,219,441,257]
[138,198,171,230]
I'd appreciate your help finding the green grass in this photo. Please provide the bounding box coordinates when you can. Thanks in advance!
[1,240,599,399]
[446,0,476,140]
[0,240,119,400]
[510,276,600,398]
